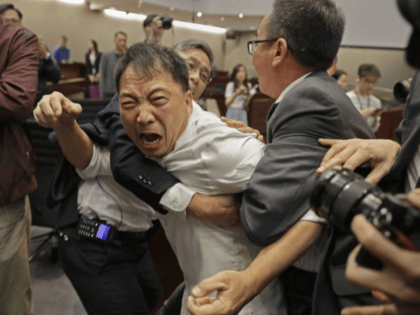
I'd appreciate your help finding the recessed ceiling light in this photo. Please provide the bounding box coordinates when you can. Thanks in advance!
[239,13,244,18]
[197,12,202,17]
[169,7,175,11]
[221,17,225,21]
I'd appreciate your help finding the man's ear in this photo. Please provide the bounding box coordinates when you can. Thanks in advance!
[185,90,193,114]
[272,38,289,68]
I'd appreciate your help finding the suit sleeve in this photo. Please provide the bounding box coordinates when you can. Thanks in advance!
[0,28,38,122]
[240,88,351,246]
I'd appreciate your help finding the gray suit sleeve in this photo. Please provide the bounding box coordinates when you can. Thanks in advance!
[240,85,356,246]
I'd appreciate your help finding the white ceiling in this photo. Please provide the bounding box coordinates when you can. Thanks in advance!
[88,0,267,31]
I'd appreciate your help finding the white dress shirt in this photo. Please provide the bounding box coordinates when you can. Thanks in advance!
[151,103,286,315]
[76,145,157,232]
[347,91,382,133]
[406,144,420,191]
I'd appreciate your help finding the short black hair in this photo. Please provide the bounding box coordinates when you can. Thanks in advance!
[358,64,381,78]
[143,14,158,27]
[114,42,189,94]
[332,69,347,80]
[0,4,22,20]
[267,0,345,69]
[174,38,214,66]
[114,31,127,39]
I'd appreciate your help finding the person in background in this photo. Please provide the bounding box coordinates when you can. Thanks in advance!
[0,3,61,105]
[143,14,165,44]
[53,35,70,63]
[99,31,127,99]
[85,39,101,85]
[347,64,382,133]
[0,13,39,315]
[225,64,255,125]
[332,69,348,91]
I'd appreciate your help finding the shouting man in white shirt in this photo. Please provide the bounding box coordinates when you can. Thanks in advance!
[34,43,285,315]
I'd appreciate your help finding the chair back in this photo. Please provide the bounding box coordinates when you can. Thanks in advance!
[247,94,275,136]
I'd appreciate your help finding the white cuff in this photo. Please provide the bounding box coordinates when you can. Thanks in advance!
[300,209,328,224]
[76,144,99,179]
[159,183,196,221]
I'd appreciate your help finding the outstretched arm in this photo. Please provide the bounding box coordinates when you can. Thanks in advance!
[188,220,324,315]
[33,92,92,169]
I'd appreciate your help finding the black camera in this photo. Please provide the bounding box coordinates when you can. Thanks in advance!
[393,78,411,103]
[310,166,420,251]
[160,15,173,30]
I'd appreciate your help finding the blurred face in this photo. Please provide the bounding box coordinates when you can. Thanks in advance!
[337,74,348,90]
[115,34,127,52]
[60,37,67,47]
[0,9,21,25]
[88,40,93,51]
[236,66,247,83]
[119,66,193,158]
[357,75,378,94]
[152,16,164,41]
[181,48,211,100]
[252,12,275,97]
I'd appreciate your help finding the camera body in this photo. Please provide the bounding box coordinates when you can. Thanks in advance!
[160,14,173,30]
[311,166,420,250]
[394,78,412,103]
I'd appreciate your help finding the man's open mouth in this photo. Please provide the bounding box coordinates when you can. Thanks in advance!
[140,133,162,145]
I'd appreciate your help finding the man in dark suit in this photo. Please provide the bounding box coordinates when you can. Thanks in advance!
[188,1,378,315]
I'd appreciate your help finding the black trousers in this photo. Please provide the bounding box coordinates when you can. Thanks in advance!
[280,266,317,315]
[58,224,163,315]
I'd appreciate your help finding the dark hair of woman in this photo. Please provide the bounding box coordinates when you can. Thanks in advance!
[230,64,249,92]
[90,40,99,56]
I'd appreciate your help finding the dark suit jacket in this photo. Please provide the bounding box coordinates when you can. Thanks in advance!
[382,70,420,191]
[237,70,376,314]
[85,52,101,78]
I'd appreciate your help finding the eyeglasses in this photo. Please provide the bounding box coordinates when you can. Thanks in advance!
[186,61,212,84]
[247,39,278,55]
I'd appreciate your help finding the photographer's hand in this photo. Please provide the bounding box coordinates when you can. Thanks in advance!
[342,189,420,315]
[317,138,401,184]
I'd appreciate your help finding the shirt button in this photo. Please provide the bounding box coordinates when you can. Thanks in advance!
[148,181,153,186]
[139,174,144,180]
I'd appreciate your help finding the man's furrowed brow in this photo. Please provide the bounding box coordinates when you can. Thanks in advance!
[146,87,170,99]
[119,92,137,101]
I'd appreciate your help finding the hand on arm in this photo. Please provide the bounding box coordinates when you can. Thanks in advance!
[33,92,93,169]
[317,138,401,184]
[188,221,324,315]
[186,193,240,228]
[341,190,420,315]
[220,117,264,142]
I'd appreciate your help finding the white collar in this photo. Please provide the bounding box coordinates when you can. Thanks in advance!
[274,71,313,104]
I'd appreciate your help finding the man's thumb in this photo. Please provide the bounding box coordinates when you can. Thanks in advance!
[191,276,225,298]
